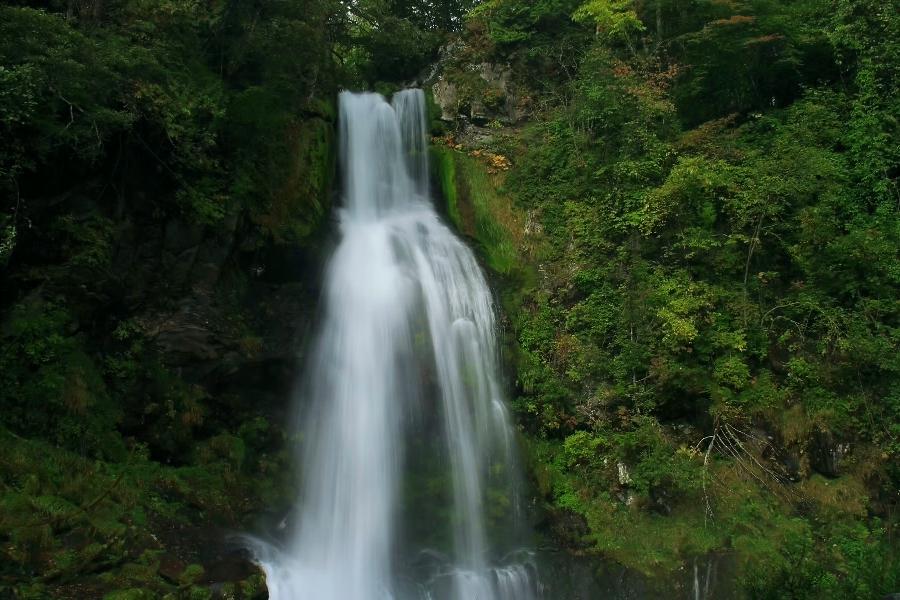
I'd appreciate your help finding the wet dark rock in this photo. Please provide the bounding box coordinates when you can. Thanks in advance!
[163,219,205,255]
[650,488,673,515]
[543,508,592,551]
[158,554,187,584]
[148,293,223,365]
[201,546,260,586]
[780,449,803,481]
[537,550,737,600]
[810,429,849,478]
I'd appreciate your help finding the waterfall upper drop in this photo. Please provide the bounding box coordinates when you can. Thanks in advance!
[249,90,540,600]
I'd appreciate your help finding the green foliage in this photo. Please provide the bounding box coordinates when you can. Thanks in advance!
[471,0,584,45]
[0,298,125,459]
[0,6,134,174]
[742,520,899,599]
[0,422,283,597]
[389,0,478,31]
[572,0,644,44]
[227,88,335,243]
[353,13,442,83]
[459,0,900,591]
[339,0,481,84]
[0,0,344,269]
[0,0,896,594]
[0,215,17,267]
[179,564,205,586]
[431,146,463,228]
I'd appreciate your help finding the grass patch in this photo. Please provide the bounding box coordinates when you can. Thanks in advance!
[430,146,462,229]
[430,146,522,276]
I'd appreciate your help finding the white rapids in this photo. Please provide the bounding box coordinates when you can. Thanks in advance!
[247,90,540,600]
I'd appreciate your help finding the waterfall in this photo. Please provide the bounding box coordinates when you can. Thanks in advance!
[248,90,539,600]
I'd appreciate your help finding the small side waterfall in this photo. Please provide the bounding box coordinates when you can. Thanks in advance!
[249,90,539,600]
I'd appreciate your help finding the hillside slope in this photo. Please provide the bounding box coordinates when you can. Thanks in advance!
[430,0,899,596]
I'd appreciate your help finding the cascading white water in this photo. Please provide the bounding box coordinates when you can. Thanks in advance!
[248,90,539,600]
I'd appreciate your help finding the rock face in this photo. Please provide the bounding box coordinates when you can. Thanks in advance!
[430,43,528,125]
[104,186,325,406]
[433,77,461,121]
[810,429,850,478]
[431,64,524,124]
[472,62,522,123]
[537,549,738,600]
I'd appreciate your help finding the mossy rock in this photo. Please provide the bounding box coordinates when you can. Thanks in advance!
[179,563,205,586]
[239,573,267,599]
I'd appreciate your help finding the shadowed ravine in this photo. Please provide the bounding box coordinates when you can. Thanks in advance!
[246,90,540,600]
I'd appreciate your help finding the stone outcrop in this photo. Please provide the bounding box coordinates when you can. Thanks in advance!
[429,42,529,125]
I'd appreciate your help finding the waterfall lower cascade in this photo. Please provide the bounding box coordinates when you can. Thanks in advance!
[248,90,540,600]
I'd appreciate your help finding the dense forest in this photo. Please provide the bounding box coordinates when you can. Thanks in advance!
[0,0,897,598]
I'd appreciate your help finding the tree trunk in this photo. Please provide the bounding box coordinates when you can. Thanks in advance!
[656,0,664,43]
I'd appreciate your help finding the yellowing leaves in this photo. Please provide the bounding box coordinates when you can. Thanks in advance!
[469,148,512,173]
[435,136,512,174]
[708,15,756,28]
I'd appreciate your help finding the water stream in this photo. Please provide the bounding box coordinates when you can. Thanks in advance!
[248,90,539,600]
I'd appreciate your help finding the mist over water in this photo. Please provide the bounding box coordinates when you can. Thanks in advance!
[248,90,540,600]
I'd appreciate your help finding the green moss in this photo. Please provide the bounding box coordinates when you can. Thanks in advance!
[194,434,246,471]
[0,298,126,459]
[245,115,336,244]
[429,147,519,275]
[457,156,518,275]
[423,87,447,135]
[430,146,462,229]
[240,573,266,598]
[179,564,205,586]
